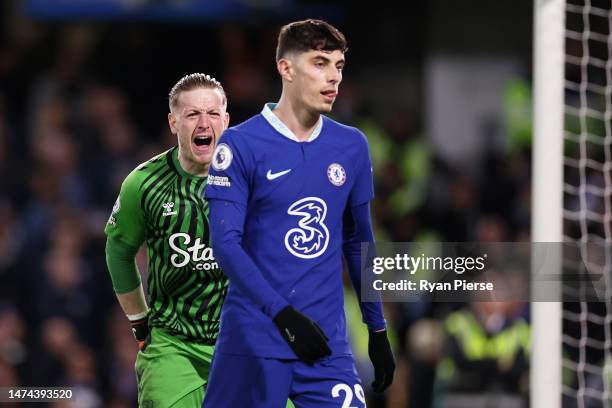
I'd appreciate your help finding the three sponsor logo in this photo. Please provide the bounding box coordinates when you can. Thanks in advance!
[284,197,330,259]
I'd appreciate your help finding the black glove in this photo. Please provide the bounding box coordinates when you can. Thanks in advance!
[368,329,395,393]
[130,316,150,351]
[273,306,331,364]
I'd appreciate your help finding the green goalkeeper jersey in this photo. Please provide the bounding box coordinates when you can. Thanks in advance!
[105,147,227,343]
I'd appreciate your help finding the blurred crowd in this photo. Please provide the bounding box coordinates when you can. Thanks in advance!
[0,15,534,408]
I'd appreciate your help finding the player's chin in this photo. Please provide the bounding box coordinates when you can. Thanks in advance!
[319,102,334,113]
[191,146,214,165]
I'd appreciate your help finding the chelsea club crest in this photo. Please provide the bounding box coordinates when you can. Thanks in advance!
[327,163,346,186]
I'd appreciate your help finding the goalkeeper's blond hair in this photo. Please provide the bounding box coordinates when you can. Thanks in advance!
[168,73,227,112]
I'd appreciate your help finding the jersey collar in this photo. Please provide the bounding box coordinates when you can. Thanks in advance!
[261,103,323,143]
[169,146,207,180]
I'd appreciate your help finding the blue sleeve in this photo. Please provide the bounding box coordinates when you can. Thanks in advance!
[343,202,386,331]
[205,129,250,205]
[209,199,289,318]
[349,132,375,207]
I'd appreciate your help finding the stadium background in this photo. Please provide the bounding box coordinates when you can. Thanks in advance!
[0,0,535,406]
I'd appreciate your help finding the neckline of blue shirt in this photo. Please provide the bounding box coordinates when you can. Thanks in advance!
[261,103,323,143]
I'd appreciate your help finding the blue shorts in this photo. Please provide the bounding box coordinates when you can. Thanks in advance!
[202,353,366,408]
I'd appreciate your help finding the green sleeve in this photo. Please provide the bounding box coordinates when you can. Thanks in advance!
[105,169,147,247]
[105,236,141,294]
[104,169,147,294]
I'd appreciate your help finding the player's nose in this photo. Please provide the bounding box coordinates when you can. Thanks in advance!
[327,67,341,84]
[196,114,210,129]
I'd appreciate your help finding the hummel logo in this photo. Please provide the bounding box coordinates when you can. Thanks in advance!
[266,169,292,180]
[285,328,296,342]
[162,202,177,217]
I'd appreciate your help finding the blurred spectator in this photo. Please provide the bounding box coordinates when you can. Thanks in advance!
[34,246,97,346]
[106,306,139,406]
[431,298,530,407]
[32,317,78,386]
[0,306,27,389]
[63,344,103,407]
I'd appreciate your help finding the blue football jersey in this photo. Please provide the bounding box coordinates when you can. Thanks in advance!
[205,106,374,358]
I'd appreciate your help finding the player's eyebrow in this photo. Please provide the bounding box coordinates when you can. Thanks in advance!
[312,55,331,63]
[312,54,345,67]
[182,107,222,116]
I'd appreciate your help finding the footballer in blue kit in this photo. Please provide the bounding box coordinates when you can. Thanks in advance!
[203,19,395,407]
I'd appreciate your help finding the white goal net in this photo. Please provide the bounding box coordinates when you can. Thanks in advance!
[532,0,611,407]
[561,0,612,407]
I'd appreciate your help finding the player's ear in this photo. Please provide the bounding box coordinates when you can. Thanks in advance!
[168,112,178,134]
[277,57,293,82]
[223,111,230,129]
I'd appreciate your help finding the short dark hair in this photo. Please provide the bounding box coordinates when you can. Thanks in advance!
[168,73,226,112]
[275,19,348,61]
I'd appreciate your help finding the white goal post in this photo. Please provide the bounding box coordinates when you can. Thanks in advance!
[531,0,566,407]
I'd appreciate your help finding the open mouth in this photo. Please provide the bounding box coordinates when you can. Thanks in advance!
[321,90,337,100]
[194,136,213,147]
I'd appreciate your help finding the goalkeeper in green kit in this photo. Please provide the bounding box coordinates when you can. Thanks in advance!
[104,73,230,407]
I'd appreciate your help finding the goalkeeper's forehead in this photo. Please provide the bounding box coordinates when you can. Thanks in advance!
[173,87,226,112]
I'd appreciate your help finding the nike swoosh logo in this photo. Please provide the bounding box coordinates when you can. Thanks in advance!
[285,328,296,342]
[266,169,292,180]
